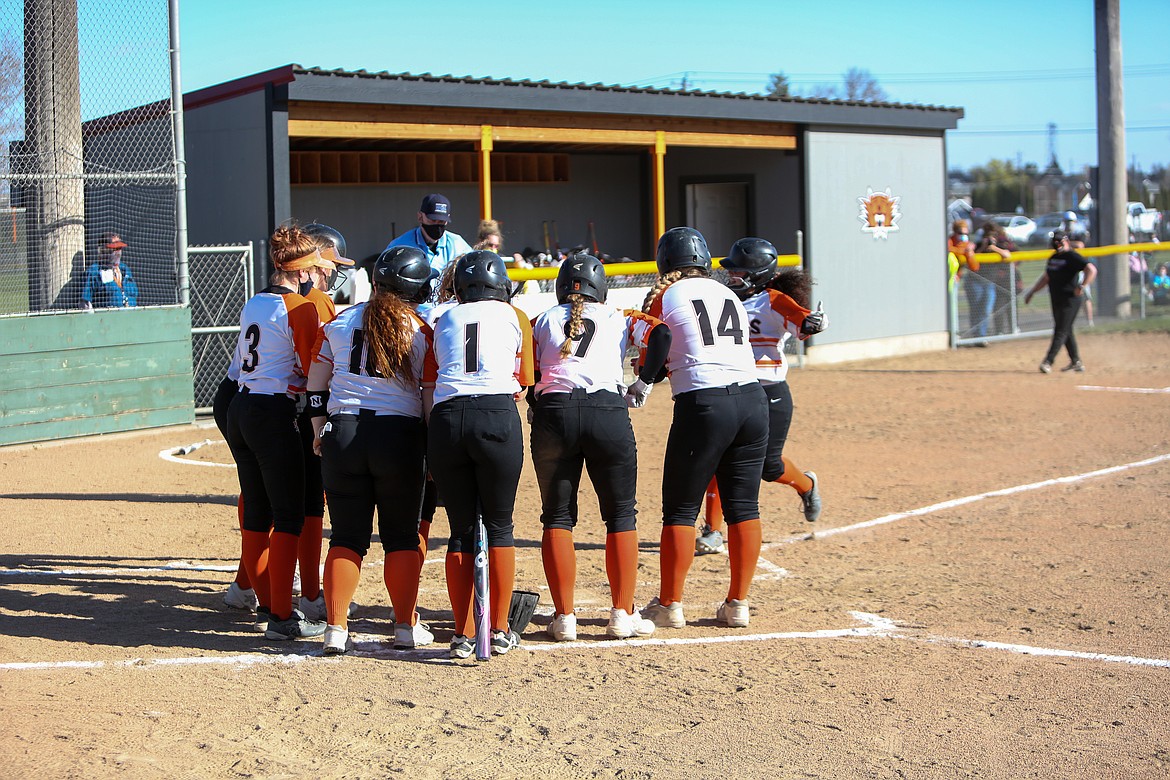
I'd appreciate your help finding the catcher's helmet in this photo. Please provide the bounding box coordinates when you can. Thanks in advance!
[453,250,512,303]
[656,227,712,275]
[555,253,608,304]
[722,237,778,300]
[303,223,353,265]
[374,246,438,304]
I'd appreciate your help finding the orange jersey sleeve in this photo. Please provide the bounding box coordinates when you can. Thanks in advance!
[306,287,338,324]
[415,313,438,387]
[286,294,324,379]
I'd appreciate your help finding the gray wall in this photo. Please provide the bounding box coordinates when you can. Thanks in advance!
[804,129,947,346]
[185,90,274,252]
[291,153,645,263]
[665,148,803,255]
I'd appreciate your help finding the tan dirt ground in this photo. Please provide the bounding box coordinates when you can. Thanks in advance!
[1,330,1168,779]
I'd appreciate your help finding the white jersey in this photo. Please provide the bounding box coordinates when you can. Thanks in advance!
[531,303,661,395]
[233,289,321,397]
[428,300,535,405]
[741,289,811,384]
[649,276,757,395]
[315,303,432,418]
[418,299,457,329]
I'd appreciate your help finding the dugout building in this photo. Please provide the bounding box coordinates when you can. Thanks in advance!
[184,64,962,364]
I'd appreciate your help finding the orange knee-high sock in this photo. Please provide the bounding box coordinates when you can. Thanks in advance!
[489,546,516,633]
[445,551,475,637]
[323,547,362,629]
[659,525,696,605]
[268,531,299,620]
[241,529,271,609]
[703,478,724,534]
[605,530,639,613]
[541,528,576,616]
[776,456,813,494]
[385,550,423,626]
[417,519,432,567]
[297,515,323,601]
[233,495,251,588]
[727,519,762,601]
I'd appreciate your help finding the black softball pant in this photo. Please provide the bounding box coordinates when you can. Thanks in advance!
[662,382,768,527]
[427,394,523,552]
[296,405,326,516]
[530,389,638,534]
[224,390,305,535]
[761,381,794,482]
[319,412,427,557]
[1043,294,1083,365]
[211,377,236,438]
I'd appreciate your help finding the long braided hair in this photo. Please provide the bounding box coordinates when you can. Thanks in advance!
[559,293,588,359]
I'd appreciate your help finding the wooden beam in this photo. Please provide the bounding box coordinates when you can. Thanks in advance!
[288,119,796,150]
[652,131,666,258]
[478,125,493,221]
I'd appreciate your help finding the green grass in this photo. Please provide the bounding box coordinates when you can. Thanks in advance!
[1094,311,1170,334]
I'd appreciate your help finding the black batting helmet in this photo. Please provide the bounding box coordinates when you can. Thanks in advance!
[453,250,512,303]
[303,223,353,265]
[374,246,438,304]
[722,237,779,300]
[656,227,712,275]
[555,253,608,304]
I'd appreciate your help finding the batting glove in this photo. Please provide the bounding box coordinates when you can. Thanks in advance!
[625,379,652,408]
[800,301,827,336]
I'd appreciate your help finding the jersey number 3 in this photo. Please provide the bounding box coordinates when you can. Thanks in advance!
[691,299,744,345]
[240,323,261,372]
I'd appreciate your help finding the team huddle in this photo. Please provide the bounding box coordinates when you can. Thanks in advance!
[216,219,828,660]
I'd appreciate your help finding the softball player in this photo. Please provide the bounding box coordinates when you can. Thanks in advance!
[530,254,671,641]
[639,227,769,630]
[425,250,534,658]
[294,223,356,622]
[696,238,827,555]
[306,246,439,655]
[224,224,328,640]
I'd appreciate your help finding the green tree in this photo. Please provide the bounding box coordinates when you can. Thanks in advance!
[767,72,790,98]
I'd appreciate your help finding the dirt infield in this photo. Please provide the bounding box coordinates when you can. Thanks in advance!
[2,331,1168,779]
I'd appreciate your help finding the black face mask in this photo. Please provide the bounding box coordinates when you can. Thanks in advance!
[421,223,447,241]
[298,279,314,297]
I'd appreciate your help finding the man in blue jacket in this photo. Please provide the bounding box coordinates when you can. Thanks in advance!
[384,194,473,286]
[81,232,138,309]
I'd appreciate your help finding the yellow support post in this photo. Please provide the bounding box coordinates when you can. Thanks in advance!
[478,125,494,221]
[652,130,666,258]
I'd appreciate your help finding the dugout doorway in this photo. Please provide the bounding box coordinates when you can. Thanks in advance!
[683,178,753,254]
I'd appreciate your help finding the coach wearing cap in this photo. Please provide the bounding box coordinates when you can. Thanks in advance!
[81,231,138,309]
[383,193,474,279]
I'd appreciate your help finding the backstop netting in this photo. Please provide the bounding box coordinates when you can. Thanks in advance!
[0,0,178,316]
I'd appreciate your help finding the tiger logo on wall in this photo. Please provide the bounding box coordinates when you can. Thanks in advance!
[858,187,902,239]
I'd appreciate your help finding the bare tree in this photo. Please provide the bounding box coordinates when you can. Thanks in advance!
[842,67,888,102]
[0,31,22,207]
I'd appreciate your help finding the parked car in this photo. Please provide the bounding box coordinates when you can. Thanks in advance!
[1028,213,1066,246]
[989,214,1036,245]
[1128,202,1162,239]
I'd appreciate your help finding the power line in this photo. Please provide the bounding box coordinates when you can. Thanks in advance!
[953,125,1170,136]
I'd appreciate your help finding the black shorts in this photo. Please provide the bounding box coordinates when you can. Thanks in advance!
[761,381,794,482]
[530,389,638,533]
[224,390,305,535]
[319,412,427,556]
[427,394,523,552]
[661,382,768,527]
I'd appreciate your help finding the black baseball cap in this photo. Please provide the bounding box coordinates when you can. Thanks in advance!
[419,194,451,223]
[1050,230,1068,245]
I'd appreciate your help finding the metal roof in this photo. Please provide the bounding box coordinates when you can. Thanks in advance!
[286,65,963,132]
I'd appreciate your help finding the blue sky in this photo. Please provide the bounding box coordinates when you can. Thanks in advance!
[91,0,1170,174]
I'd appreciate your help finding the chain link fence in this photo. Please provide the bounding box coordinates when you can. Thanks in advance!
[190,244,254,412]
[0,0,178,316]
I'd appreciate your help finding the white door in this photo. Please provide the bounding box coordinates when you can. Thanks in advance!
[685,182,749,256]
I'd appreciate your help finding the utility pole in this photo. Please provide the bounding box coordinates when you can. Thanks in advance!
[24,0,85,310]
[1095,0,1129,317]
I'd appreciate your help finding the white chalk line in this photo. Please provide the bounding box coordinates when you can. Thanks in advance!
[158,439,235,468]
[5,611,1167,672]
[1077,385,1170,394]
[760,451,1170,551]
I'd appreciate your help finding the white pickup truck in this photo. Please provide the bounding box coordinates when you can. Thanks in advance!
[1127,202,1162,239]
